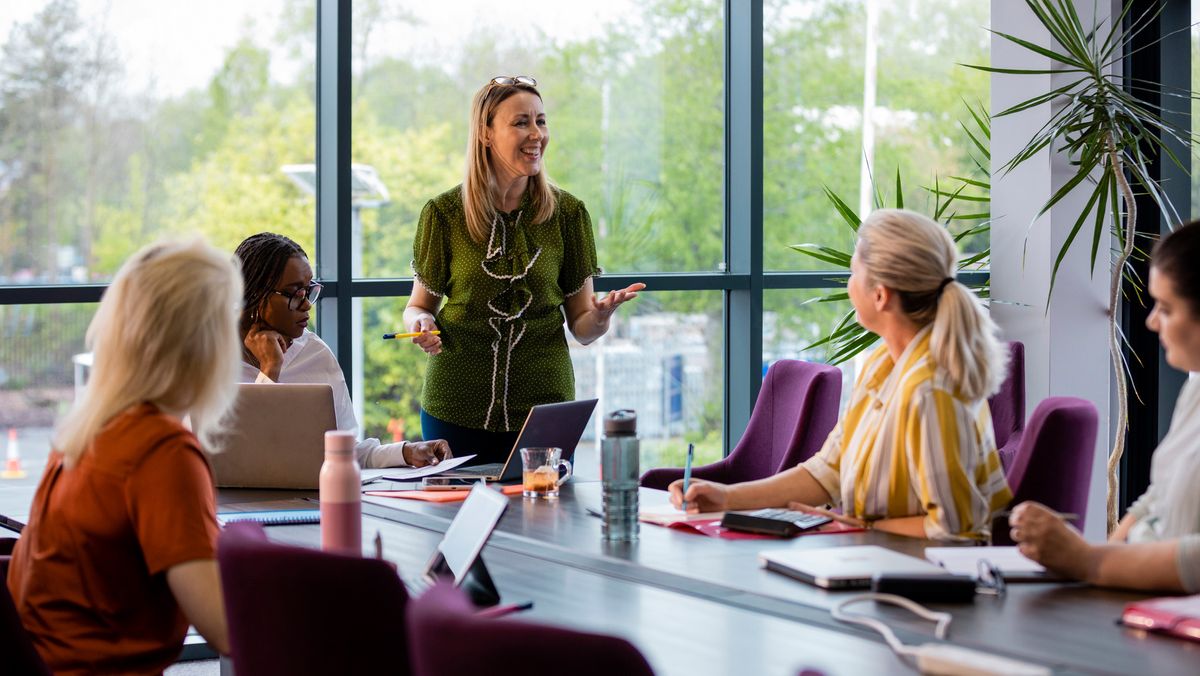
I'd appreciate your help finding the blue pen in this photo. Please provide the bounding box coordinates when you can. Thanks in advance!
[681,443,694,512]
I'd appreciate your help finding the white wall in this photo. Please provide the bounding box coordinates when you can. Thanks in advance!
[990,0,1114,541]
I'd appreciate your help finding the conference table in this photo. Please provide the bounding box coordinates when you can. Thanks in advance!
[214,480,1200,676]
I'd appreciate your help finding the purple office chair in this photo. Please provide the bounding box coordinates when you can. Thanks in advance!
[990,342,1026,472]
[993,396,1097,544]
[640,359,841,490]
[407,582,655,676]
[218,522,412,675]
[1,555,52,676]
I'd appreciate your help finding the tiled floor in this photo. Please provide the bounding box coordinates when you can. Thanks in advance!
[165,660,219,675]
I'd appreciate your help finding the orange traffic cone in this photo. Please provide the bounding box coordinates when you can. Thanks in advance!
[2,427,26,479]
[387,417,406,443]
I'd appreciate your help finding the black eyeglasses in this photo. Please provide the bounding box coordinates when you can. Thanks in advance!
[491,75,537,87]
[272,281,323,310]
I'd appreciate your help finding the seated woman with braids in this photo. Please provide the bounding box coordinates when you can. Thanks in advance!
[235,232,452,469]
[670,209,1012,541]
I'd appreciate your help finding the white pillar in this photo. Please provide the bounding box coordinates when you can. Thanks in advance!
[990,0,1113,541]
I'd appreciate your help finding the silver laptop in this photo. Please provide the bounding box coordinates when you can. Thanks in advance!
[207,383,338,489]
[759,545,943,589]
[440,399,598,482]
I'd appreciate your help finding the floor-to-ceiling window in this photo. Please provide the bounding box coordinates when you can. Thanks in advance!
[0,0,994,492]
[0,0,313,509]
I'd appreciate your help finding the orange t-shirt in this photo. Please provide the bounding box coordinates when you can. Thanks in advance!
[6,403,219,676]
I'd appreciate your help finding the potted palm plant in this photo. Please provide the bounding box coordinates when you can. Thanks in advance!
[792,102,993,363]
[971,0,1195,530]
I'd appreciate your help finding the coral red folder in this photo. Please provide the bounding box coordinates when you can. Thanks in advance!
[1121,594,1200,642]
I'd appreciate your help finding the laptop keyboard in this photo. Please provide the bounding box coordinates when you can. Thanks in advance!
[750,508,832,529]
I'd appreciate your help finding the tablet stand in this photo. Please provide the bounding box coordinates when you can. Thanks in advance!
[427,551,501,607]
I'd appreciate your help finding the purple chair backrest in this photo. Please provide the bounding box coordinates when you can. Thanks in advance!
[1003,396,1097,532]
[1,556,53,676]
[217,522,412,675]
[735,359,841,479]
[406,582,655,676]
[989,341,1026,468]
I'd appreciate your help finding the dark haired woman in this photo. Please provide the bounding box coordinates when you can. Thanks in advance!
[1011,220,1200,592]
[403,76,644,463]
[235,232,451,468]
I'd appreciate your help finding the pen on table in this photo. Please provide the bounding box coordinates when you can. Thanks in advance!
[382,330,442,340]
[996,509,1079,522]
[680,443,694,512]
[474,601,534,619]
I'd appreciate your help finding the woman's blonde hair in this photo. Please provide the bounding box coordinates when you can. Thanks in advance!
[462,79,556,243]
[54,237,244,466]
[856,208,1006,401]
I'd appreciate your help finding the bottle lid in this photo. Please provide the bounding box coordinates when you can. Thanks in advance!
[324,430,355,454]
[604,409,637,435]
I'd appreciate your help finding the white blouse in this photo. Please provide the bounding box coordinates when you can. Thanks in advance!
[239,330,408,469]
[1125,374,1200,592]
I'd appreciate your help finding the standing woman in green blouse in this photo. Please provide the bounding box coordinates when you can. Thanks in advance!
[404,75,645,464]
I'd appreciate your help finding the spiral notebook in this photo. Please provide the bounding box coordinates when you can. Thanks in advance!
[217,509,321,527]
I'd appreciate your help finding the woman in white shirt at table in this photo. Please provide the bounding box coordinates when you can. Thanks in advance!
[234,232,452,469]
[1011,221,1200,592]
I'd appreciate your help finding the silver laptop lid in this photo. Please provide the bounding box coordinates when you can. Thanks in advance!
[760,545,942,588]
[208,383,338,489]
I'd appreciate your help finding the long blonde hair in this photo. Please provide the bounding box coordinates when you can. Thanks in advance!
[54,238,244,466]
[462,79,556,243]
[856,208,1006,401]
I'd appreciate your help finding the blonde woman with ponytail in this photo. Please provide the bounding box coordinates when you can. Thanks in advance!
[7,238,237,672]
[671,209,1012,541]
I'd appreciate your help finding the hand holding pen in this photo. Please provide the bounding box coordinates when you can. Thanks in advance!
[680,443,694,512]
[391,313,442,355]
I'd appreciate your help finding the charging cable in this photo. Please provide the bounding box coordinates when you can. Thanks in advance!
[832,593,1051,675]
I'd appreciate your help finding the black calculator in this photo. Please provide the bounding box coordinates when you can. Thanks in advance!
[720,508,833,537]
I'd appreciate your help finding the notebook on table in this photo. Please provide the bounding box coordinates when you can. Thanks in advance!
[1121,594,1200,642]
[760,545,943,589]
[635,504,861,540]
[207,383,338,490]
[438,399,598,482]
[925,546,1058,582]
[217,509,321,526]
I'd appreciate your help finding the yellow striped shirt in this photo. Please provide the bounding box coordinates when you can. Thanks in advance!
[801,326,1012,541]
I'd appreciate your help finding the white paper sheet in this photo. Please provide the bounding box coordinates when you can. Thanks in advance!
[925,546,1046,577]
[359,454,477,483]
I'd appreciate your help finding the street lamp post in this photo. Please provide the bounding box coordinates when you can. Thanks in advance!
[282,163,390,436]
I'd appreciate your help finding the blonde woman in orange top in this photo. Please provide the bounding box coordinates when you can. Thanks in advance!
[7,238,240,674]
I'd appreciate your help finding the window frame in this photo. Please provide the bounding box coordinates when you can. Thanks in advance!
[0,0,1001,458]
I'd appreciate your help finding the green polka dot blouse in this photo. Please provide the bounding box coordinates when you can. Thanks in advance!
[412,184,600,432]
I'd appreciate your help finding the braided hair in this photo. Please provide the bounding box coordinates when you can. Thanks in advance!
[233,233,308,325]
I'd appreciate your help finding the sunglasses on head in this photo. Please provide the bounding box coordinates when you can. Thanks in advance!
[491,75,537,87]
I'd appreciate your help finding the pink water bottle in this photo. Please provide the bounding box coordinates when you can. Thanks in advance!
[320,430,361,555]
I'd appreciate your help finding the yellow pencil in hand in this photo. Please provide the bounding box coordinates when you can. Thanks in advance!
[382,330,441,340]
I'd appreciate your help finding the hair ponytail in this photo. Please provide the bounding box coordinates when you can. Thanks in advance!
[930,280,1006,401]
[858,209,1006,401]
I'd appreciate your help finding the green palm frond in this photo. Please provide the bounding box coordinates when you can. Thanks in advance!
[791,105,993,364]
[963,0,1196,297]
